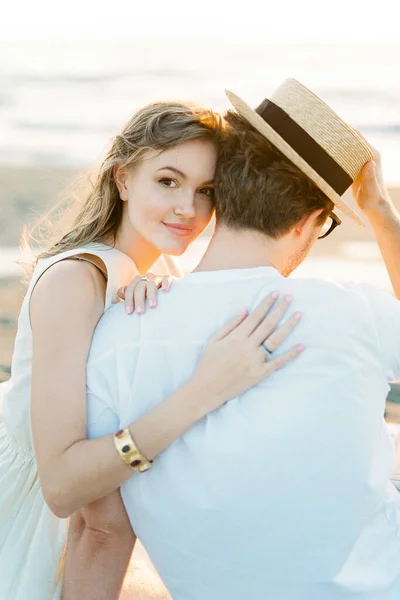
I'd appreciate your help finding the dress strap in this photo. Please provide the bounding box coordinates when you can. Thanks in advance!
[28,245,181,313]
[27,244,137,314]
[69,254,108,279]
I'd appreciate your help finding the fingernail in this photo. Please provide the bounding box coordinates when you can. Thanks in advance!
[294,311,302,320]
[136,307,143,315]
[297,344,305,351]
[126,306,132,314]
[239,307,247,316]
[271,290,279,299]
[149,300,156,308]
[285,294,293,303]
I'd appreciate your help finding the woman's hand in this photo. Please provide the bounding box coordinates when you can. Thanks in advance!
[117,273,175,314]
[190,291,304,412]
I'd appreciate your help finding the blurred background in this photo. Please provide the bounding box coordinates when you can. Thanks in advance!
[1,0,399,409]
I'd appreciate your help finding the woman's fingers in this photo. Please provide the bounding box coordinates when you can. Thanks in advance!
[209,308,248,343]
[117,285,127,300]
[191,290,304,411]
[132,281,147,314]
[231,291,279,338]
[142,280,159,311]
[125,276,142,314]
[262,343,305,376]
[143,272,164,310]
[250,294,293,347]
[134,276,160,314]
[161,275,174,292]
[261,311,302,353]
[210,291,287,343]
[125,272,167,314]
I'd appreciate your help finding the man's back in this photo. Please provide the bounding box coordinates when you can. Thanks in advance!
[87,266,400,600]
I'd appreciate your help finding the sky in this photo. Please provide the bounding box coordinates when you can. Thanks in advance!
[2,0,399,42]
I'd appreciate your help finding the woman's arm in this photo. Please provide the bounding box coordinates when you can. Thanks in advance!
[28,262,167,600]
[31,261,302,518]
[31,258,141,517]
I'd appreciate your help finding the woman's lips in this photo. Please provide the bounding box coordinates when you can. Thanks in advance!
[163,223,194,237]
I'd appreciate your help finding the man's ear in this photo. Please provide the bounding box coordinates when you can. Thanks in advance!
[113,165,129,201]
[293,208,324,238]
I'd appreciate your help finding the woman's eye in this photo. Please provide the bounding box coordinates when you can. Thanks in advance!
[159,178,177,188]
[198,187,214,198]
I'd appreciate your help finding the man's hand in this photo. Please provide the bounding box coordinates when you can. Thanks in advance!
[351,135,400,299]
[351,138,391,219]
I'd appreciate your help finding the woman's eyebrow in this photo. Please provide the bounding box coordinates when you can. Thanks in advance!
[157,166,186,178]
[157,166,214,185]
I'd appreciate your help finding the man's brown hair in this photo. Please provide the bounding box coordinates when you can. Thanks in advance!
[214,111,334,238]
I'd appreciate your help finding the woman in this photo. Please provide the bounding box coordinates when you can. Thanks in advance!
[0,101,303,600]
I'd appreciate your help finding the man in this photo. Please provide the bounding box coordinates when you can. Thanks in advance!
[67,79,400,599]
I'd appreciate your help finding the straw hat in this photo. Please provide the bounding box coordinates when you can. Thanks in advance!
[226,79,374,227]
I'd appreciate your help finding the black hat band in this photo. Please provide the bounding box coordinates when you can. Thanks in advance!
[256,99,353,196]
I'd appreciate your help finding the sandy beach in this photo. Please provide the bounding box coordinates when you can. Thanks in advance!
[2,165,400,248]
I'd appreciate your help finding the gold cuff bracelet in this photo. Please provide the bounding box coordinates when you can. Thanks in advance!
[113,428,153,473]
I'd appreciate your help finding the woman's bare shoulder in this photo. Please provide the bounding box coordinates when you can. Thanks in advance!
[30,258,107,324]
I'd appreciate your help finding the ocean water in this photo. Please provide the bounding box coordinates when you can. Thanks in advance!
[1,39,398,282]
[1,40,399,182]
[0,241,393,292]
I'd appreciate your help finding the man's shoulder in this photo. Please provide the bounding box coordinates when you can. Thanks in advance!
[97,301,129,334]
[89,301,134,364]
[257,276,372,308]
[253,276,396,335]
[287,276,360,294]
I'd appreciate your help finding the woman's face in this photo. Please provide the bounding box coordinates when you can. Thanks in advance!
[117,138,217,256]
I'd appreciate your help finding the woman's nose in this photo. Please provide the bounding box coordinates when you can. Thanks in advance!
[174,194,196,218]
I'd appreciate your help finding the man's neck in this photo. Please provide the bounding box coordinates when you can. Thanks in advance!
[194,225,282,273]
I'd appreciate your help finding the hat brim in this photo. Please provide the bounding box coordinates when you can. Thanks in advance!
[225,90,366,227]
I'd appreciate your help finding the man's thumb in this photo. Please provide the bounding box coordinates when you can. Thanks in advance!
[360,161,379,198]
[365,160,376,179]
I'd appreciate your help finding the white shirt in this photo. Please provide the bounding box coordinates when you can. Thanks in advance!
[86,267,400,600]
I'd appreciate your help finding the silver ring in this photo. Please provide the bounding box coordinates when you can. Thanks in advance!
[139,276,149,283]
[262,343,273,356]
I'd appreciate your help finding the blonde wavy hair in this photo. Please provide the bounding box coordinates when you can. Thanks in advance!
[26,101,225,267]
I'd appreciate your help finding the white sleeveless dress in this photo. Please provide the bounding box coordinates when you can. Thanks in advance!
[0,243,181,600]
